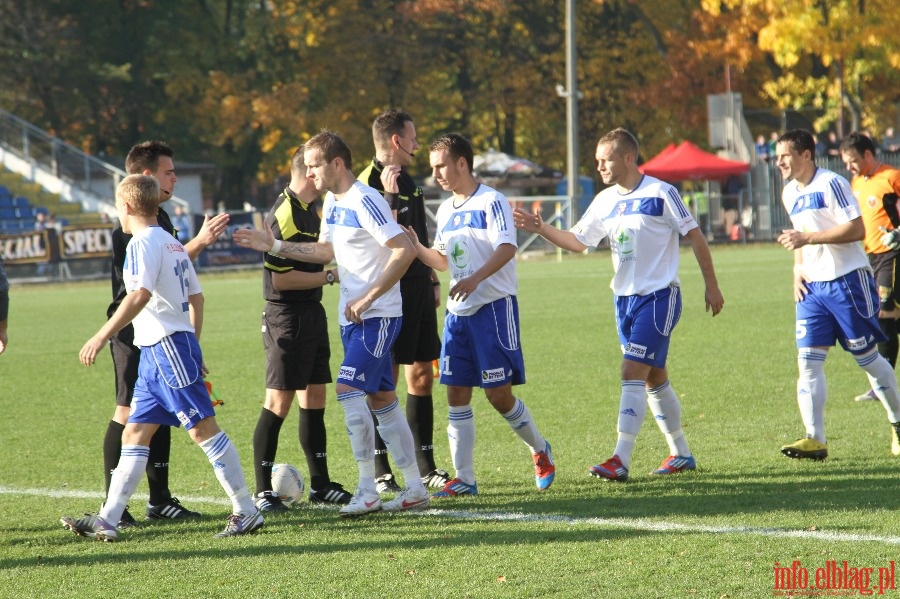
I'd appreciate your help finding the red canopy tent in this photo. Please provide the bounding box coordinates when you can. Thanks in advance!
[640,141,752,242]
[636,142,677,175]
[639,140,749,181]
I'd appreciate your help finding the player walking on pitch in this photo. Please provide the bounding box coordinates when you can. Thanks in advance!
[514,128,723,481]
[63,175,262,541]
[775,129,900,459]
[102,141,228,526]
[406,132,556,497]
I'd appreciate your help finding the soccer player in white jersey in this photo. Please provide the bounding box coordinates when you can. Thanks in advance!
[62,175,262,541]
[405,133,556,497]
[774,129,900,459]
[514,128,724,482]
[246,130,428,517]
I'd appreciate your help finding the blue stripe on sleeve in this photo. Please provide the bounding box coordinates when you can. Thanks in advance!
[362,195,388,226]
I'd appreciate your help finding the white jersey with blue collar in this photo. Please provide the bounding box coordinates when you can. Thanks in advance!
[781,167,868,282]
[124,225,201,347]
[433,183,518,316]
[320,180,405,325]
[571,175,697,296]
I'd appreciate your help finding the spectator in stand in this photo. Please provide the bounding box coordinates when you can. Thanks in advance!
[824,131,841,158]
[171,205,192,243]
[882,127,899,154]
[755,135,770,162]
[767,132,779,159]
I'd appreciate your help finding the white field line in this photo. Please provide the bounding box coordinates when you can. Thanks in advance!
[6,485,900,545]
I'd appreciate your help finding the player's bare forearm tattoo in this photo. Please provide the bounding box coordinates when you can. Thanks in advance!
[280,242,318,258]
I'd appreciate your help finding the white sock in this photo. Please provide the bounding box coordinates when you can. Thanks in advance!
[448,405,476,485]
[647,380,691,456]
[199,431,255,515]
[855,349,900,422]
[614,380,647,468]
[374,399,426,494]
[100,445,148,525]
[502,397,546,453]
[797,348,828,443]
[338,390,376,493]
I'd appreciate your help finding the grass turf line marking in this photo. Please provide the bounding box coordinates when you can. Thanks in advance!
[7,485,900,545]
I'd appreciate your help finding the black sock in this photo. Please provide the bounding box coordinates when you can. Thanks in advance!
[146,425,172,505]
[300,407,329,489]
[406,393,437,474]
[252,408,284,494]
[878,318,899,367]
[372,409,392,477]
[103,420,125,494]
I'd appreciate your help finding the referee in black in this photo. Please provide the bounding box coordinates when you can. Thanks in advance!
[358,109,450,492]
[251,145,352,511]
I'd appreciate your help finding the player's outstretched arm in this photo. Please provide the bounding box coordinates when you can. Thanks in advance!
[80,288,151,365]
[404,225,448,271]
[233,220,334,264]
[513,207,588,253]
[185,213,231,260]
[684,228,724,316]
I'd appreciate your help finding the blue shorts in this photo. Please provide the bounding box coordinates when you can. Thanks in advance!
[796,268,887,354]
[615,285,682,369]
[440,296,526,388]
[337,317,401,394]
[130,331,215,430]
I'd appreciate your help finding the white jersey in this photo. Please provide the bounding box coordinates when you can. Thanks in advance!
[572,175,697,296]
[124,225,201,347]
[433,183,518,316]
[781,167,868,282]
[320,180,405,325]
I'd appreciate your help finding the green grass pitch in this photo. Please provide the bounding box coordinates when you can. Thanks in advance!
[0,244,897,598]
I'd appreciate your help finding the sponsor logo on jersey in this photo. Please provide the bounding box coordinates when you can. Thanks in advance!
[481,367,506,383]
[624,342,647,358]
[450,239,470,269]
[339,365,357,380]
[614,227,636,261]
[847,336,867,351]
[165,243,185,253]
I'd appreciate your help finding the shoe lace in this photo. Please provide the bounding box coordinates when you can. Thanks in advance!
[223,514,242,531]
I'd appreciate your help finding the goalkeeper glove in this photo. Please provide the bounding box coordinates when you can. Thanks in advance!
[879,226,900,250]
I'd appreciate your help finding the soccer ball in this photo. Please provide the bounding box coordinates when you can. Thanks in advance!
[271,463,305,507]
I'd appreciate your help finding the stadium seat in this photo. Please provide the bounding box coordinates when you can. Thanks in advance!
[0,197,12,209]
[0,186,10,201]
[0,207,17,220]
[13,196,31,208]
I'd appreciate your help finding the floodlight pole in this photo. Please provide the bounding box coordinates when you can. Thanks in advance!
[565,0,580,225]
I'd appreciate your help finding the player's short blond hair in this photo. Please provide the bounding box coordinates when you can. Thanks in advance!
[116,174,159,217]
[598,128,640,159]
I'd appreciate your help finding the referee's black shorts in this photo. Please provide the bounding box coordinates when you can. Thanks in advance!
[109,325,140,408]
[263,302,332,390]
[869,250,900,312]
[392,276,441,365]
